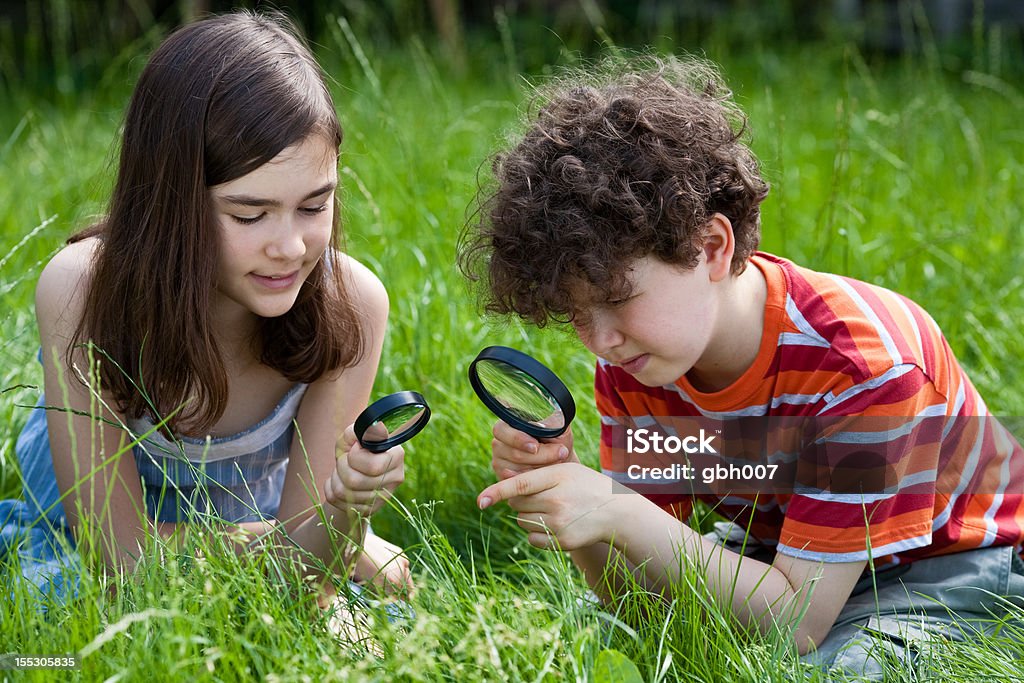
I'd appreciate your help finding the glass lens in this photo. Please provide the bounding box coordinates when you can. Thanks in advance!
[474,359,565,430]
[361,404,428,446]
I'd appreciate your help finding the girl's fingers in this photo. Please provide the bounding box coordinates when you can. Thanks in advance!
[341,424,359,450]
[347,444,404,478]
[339,479,401,506]
[369,554,413,596]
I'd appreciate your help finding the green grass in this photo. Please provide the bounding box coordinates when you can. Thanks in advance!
[2,11,1024,682]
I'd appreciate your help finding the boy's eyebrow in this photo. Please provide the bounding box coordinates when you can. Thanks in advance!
[218,181,336,208]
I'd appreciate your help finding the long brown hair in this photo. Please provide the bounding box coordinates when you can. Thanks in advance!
[69,11,364,435]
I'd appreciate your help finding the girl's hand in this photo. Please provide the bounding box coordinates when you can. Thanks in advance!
[352,532,414,597]
[325,425,404,518]
[491,420,578,479]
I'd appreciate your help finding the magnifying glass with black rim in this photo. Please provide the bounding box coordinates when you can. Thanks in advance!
[468,346,576,440]
[354,390,431,453]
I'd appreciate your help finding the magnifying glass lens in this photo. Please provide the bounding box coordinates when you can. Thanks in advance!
[473,359,565,430]
[355,391,431,453]
[363,404,428,444]
[469,346,575,440]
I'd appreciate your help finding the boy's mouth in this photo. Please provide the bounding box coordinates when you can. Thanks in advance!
[618,354,649,374]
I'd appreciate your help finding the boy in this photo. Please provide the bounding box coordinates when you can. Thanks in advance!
[460,56,1024,677]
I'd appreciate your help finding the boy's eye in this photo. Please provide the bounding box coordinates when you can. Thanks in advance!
[231,212,265,225]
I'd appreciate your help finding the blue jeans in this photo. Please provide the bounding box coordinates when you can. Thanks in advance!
[801,545,1024,679]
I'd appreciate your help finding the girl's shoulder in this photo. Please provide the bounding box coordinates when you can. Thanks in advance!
[336,252,388,312]
[35,237,102,335]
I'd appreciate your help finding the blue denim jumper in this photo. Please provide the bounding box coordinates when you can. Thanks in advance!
[0,374,305,603]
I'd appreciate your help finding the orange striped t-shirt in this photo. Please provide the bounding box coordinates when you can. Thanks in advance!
[596,252,1024,567]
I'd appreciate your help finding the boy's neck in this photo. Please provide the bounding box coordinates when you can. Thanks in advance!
[686,260,768,393]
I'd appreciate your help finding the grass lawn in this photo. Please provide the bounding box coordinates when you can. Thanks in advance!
[1,13,1023,682]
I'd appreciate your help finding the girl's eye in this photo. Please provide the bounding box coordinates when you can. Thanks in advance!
[300,204,328,216]
[231,213,265,225]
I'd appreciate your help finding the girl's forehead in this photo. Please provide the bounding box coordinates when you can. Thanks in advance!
[266,135,337,167]
[211,136,337,197]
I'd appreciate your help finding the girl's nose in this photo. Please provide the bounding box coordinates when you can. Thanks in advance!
[266,220,306,262]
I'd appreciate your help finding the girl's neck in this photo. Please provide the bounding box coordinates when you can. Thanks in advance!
[210,300,261,366]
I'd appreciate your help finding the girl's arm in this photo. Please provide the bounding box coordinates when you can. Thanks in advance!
[270,254,403,579]
[40,243,403,582]
[36,240,195,571]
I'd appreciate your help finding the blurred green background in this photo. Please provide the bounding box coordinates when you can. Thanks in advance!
[3,0,1024,548]
[2,2,1023,679]
[5,0,1024,89]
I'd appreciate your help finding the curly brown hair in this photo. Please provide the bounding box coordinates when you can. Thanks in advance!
[459,54,770,327]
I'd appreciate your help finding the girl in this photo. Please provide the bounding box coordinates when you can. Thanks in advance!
[0,11,410,606]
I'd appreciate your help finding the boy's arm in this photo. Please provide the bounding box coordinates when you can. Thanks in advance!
[478,464,864,654]
[567,542,639,603]
[604,492,865,654]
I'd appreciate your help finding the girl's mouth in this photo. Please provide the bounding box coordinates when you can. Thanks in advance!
[250,270,299,289]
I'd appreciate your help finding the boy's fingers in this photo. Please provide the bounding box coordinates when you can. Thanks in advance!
[516,512,550,531]
[527,532,558,550]
[492,460,522,479]
[477,469,556,509]
[492,439,567,467]
[492,421,539,453]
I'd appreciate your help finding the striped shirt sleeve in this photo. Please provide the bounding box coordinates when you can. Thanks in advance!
[777,365,946,562]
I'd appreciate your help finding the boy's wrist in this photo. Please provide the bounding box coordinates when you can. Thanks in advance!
[602,491,668,553]
[604,495,634,549]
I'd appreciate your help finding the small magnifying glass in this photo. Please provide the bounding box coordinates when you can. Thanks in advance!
[468,346,576,439]
[354,391,431,453]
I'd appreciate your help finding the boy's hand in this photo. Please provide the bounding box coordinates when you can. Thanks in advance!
[477,463,623,551]
[352,532,415,597]
[491,420,578,479]
[325,425,404,518]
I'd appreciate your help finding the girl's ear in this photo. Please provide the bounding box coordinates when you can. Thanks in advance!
[703,213,736,283]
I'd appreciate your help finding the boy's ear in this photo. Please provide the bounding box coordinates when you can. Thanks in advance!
[703,213,735,283]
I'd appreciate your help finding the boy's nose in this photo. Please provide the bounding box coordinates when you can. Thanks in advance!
[575,313,625,356]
